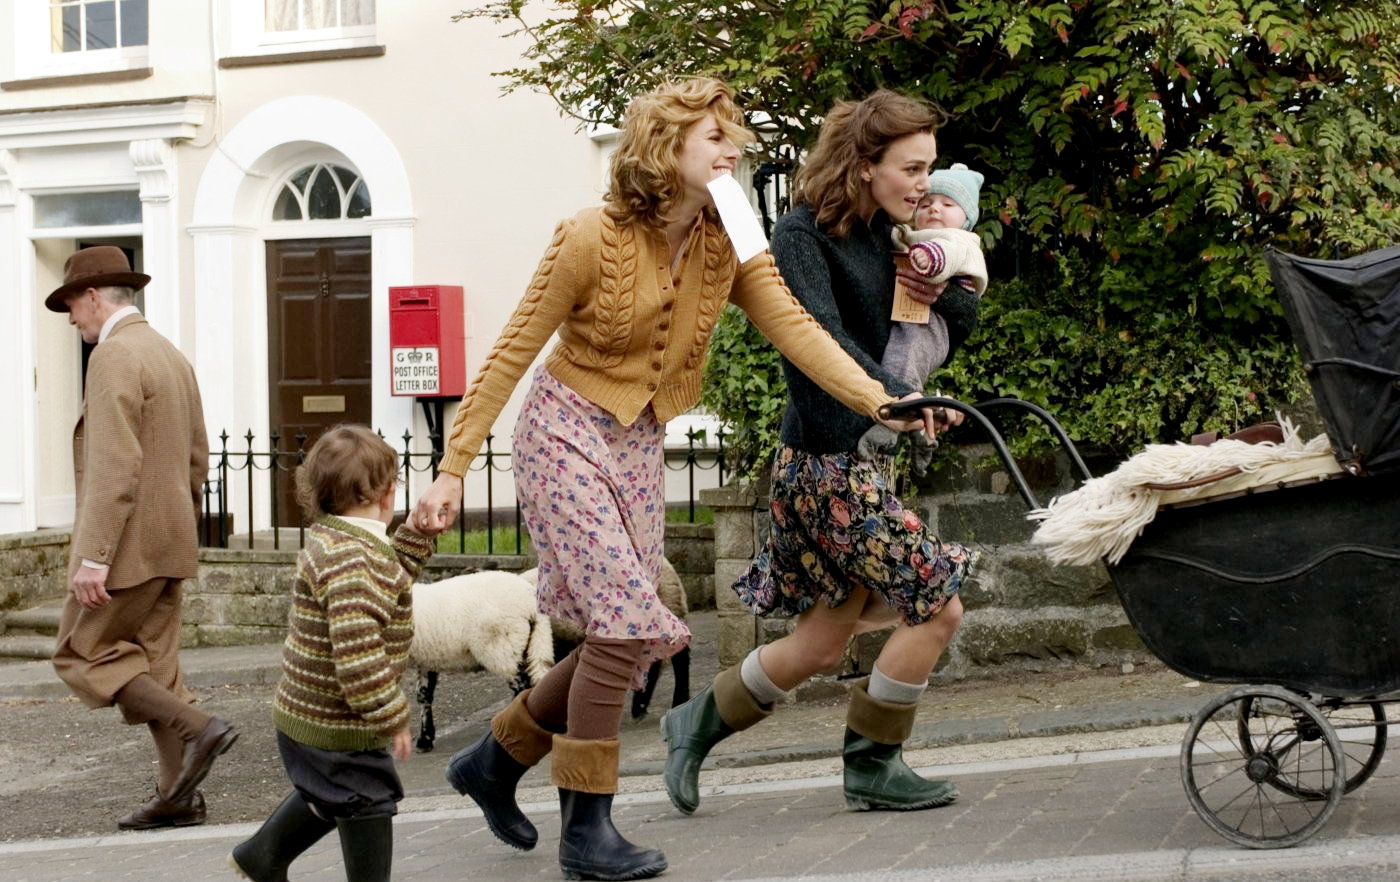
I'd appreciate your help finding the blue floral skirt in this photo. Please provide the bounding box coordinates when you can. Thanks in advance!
[733,446,972,624]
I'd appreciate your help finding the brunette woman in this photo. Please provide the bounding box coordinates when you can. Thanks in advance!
[662,90,977,818]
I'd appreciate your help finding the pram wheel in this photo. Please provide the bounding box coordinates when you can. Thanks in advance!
[1237,695,1386,798]
[1181,685,1344,848]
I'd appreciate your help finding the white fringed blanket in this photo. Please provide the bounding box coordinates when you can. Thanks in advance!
[1030,420,1344,566]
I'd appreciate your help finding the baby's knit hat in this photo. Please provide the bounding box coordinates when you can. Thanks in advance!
[925,162,984,231]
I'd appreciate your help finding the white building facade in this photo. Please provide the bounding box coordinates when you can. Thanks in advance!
[0,1,651,535]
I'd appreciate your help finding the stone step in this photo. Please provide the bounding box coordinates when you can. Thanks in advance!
[4,604,63,636]
[928,492,1041,544]
[0,634,55,660]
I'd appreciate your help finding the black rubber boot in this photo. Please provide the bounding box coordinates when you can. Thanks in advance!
[227,792,336,882]
[445,689,555,850]
[558,789,667,881]
[336,813,394,882]
[445,731,539,850]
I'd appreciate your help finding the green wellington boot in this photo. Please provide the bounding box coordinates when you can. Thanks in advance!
[843,678,958,811]
[660,665,771,815]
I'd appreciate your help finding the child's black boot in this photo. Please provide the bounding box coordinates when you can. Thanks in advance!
[228,792,335,882]
[337,813,394,882]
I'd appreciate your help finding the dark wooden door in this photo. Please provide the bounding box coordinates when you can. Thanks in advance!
[266,237,372,525]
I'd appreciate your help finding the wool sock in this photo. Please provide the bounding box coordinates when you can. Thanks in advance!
[115,673,211,742]
[739,648,787,707]
[147,721,184,797]
[867,662,927,705]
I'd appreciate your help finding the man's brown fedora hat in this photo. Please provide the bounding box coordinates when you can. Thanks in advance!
[45,246,151,313]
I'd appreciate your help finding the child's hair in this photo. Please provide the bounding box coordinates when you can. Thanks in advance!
[295,424,398,519]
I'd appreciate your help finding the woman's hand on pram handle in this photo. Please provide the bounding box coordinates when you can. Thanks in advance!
[877,393,962,441]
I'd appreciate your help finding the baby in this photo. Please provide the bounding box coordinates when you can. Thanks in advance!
[859,162,988,474]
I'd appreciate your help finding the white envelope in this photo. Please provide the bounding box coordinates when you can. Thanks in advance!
[706,174,769,263]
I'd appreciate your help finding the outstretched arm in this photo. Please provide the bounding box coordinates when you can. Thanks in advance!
[415,218,585,531]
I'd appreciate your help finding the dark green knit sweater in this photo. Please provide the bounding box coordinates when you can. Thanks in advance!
[272,516,434,751]
[772,202,980,453]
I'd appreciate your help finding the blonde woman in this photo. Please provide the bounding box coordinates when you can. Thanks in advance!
[412,78,935,881]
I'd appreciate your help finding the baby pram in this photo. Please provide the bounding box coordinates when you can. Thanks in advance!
[890,243,1400,849]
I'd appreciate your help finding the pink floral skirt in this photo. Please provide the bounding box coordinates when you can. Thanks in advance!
[512,366,689,687]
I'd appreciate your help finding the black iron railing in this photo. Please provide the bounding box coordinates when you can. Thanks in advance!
[200,426,726,552]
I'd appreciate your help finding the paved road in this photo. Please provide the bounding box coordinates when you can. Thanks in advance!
[6,740,1399,881]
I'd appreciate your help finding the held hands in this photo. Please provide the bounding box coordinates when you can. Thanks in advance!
[895,269,949,305]
[70,564,112,610]
[408,471,463,537]
[390,726,413,761]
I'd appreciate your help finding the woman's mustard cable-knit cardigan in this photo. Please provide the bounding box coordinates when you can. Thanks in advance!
[439,206,897,476]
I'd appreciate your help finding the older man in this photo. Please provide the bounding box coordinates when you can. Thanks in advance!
[46,246,237,830]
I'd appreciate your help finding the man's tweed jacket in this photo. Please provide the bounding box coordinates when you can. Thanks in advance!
[70,313,209,588]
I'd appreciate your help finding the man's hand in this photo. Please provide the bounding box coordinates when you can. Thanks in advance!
[71,565,112,610]
[412,472,463,536]
[896,269,949,305]
[390,726,413,760]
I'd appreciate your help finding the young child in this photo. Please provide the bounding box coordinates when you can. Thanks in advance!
[229,425,439,882]
[858,162,989,474]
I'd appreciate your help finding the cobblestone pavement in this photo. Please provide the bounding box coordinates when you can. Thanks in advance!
[5,741,1400,882]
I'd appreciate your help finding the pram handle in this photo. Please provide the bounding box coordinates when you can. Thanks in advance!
[879,395,1093,512]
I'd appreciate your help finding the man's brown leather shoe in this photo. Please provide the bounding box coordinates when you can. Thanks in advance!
[168,717,238,803]
[117,790,206,830]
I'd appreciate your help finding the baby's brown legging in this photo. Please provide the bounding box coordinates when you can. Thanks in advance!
[525,636,644,740]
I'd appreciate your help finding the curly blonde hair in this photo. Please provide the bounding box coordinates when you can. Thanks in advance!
[794,90,944,238]
[605,77,754,227]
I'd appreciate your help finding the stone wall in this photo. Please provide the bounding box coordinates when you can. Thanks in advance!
[706,445,1147,676]
[665,522,716,610]
[182,522,713,648]
[0,521,712,647]
[182,550,537,647]
[702,483,767,665]
[0,530,70,617]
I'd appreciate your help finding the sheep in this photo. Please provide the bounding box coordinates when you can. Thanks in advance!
[521,558,691,720]
[409,569,553,752]
[409,559,693,752]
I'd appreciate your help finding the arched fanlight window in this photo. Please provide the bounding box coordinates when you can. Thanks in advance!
[272,163,372,221]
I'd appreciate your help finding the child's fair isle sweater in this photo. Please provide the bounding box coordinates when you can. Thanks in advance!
[272,516,434,751]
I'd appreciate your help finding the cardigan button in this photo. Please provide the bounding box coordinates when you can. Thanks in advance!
[652,362,662,371]
[659,322,669,331]
[654,342,665,351]
[662,302,673,311]
[647,383,657,391]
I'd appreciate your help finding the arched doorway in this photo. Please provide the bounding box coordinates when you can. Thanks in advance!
[265,162,374,524]
[190,96,415,533]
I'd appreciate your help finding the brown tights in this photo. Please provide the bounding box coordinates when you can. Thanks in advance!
[524,637,643,740]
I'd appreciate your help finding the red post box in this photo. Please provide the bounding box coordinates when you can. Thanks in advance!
[388,285,466,397]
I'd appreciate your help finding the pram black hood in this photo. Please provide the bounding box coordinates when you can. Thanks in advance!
[1268,244,1400,474]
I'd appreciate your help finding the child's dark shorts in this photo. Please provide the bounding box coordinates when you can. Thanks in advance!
[733,446,972,623]
[277,731,403,819]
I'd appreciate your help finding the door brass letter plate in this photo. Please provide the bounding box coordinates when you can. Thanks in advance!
[302,395,346,414]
